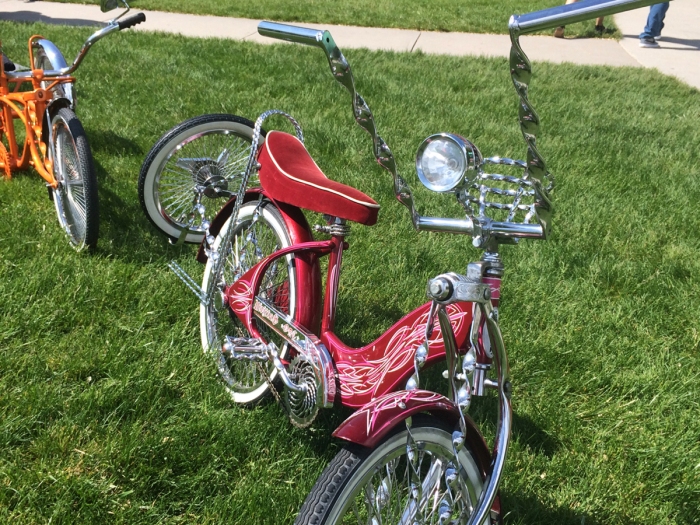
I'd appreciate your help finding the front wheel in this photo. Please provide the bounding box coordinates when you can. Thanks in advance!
[50,107,99,251]
[139,114,263,244]
[296,416,494,525]
[200,200,297,405]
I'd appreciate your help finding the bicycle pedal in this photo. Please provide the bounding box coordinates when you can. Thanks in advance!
[222,336,269,362]
[46,185,53,201]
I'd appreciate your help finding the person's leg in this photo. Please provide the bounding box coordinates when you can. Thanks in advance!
[554,0,578,38]
[640,2,670,39]
[652,2,670,37]
[595,16,605,33]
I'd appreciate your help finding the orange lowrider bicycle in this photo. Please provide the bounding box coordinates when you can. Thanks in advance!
[0,0,144,250]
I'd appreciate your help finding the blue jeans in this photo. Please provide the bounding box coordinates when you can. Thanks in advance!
[640,2,670,39]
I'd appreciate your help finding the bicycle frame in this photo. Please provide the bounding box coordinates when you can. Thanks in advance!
[0,47,72,185]
[0,0,145,185]
[166,1,665,522]
[224,222,491,408]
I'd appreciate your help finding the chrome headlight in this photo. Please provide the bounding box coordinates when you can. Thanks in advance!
[415,133,482,192]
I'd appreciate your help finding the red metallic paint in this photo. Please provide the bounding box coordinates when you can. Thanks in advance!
[204,189,323,336]
[322,302,472,408]
[332,390,458,447]
[226,239,338,337]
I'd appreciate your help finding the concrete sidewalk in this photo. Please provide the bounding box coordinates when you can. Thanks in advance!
[0,0,697,89]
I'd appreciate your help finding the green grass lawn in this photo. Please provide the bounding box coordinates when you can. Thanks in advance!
[1,20,699,525]
[49,0,619,38]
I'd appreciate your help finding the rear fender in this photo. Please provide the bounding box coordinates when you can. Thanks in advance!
[197,188,322,334]
[196,189,313,262]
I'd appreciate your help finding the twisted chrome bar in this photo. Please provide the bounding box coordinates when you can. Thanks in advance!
[259,22,430,232]
[510,0,665,33]
[508,0,669,239]
[204,109,304,298]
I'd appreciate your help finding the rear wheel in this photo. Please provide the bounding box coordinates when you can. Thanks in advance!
[295,416,493,525]
[50,108,98,251]
[139,114,263,243]
[200,200,296,405]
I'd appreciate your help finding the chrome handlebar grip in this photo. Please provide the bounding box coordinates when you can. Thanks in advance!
[415,217,544,239]
[510,0,666,34]
[489,221,544,239]
[258,21,326,47]
[416,216,474,235]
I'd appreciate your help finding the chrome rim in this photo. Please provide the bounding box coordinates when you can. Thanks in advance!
[53,121,87,249]
[154,129,254,233]
[203,208,295,396]
[333,429,483,524]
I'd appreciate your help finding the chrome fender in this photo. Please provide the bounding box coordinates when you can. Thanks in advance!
[33,39,75,109]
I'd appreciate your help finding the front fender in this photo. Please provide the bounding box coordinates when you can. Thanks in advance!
[333,389,499,519]
[334,390,476,450]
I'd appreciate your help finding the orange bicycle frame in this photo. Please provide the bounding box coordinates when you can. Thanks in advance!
[0,35,75,187]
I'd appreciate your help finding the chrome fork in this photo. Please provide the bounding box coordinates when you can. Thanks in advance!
[416,256,510,525]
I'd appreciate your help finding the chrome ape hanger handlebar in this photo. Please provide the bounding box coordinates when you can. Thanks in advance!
[259,0,666,247]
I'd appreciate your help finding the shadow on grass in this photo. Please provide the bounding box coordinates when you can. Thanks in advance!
[511,411,560,458]
[333,301,409,349]
[88,129,143,156]
[0,11,103,28]
[503,491,599,525]
[676,500,700,524]
[93,157,190,263]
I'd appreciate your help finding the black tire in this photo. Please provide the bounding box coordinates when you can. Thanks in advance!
[200,200,296,405]
[50,107,98,251]
[295,416,493,525]
[138,114,264,244]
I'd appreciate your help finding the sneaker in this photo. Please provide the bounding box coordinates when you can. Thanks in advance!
[595,24,606,34]
[639,37,659,48]
[554,26,565,38]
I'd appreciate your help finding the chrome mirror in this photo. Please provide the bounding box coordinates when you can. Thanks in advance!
[100,0,121,12]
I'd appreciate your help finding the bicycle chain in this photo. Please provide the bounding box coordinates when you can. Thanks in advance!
[256,361,282,404]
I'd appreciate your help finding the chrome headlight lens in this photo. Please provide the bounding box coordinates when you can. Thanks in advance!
[415,134,481,192]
